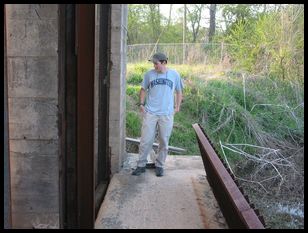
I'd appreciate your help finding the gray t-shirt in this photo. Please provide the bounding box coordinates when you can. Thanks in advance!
[141,68,184,115]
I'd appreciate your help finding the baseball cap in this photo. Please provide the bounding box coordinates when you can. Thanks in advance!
[148,52,168,63]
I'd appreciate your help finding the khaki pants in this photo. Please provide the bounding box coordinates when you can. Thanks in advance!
[137,112,174,168]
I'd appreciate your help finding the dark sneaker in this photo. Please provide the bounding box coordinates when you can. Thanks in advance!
[132,166,146,176]
[155,167,164,177]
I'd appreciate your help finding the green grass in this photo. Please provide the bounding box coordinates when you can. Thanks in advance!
[126,111,141,137]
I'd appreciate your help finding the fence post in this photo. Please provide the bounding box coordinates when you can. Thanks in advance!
[220,41,224,64]
[182,43,186,64]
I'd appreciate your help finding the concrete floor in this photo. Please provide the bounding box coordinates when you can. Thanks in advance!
[95,153,228,229]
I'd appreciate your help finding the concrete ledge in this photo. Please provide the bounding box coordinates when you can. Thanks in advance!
[95,154,228,229]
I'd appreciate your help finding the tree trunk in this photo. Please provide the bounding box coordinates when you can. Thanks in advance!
[183,4,186,64]
[167,4,172,28]
[208,4,216,42]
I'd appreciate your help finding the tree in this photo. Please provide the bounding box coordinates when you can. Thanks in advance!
[208,4,217,42]
[221,4,263,32]
[186,4,206,43]
[148,4,161,42]
[167,4,173,28]
[127,4,149,44]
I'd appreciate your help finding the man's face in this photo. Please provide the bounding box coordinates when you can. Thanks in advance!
[153,60,165,72]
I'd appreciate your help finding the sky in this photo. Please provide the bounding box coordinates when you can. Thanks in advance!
[159,4,183,22]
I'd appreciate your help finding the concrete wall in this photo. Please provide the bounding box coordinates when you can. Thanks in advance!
[6,4,59,228]
[4,7,12,228]
[109,5,128,174]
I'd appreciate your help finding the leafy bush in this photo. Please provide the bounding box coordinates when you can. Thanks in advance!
[126,85,140,98]
[223,6,304,82]
[126,111,141,137]
[126,63,151,84]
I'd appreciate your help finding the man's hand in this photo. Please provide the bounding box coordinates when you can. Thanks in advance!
[139,88,146,114]
[175,91,182,114]
[140,105,146,114]
[174,106,180,114]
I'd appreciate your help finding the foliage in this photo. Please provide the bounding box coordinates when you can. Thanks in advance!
[126,111,141,137]
[222,5,304,82]
[126,63,150,84]
[221,4,263,31]
[128,4,162,44]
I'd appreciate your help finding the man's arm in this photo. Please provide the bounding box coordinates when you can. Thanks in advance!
[175,90,183,113]
[139,88,146,113]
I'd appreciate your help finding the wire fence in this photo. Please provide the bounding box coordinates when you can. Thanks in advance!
[127,42,239,65]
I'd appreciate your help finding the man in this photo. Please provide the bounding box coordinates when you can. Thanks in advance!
[132,52,184,177]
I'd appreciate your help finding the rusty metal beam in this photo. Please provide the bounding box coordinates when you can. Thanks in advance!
[76,4,95,229]
[192,123,265,229]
